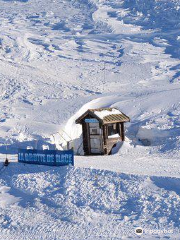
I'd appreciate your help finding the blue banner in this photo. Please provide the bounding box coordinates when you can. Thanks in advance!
[85,118,99,123]
[18,149,74,166]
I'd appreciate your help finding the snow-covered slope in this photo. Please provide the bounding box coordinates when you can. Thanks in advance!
[0,0,180,239]
[1,163,180,240]
[0,0,179,153]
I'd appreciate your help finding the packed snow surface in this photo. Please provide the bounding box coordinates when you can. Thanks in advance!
[0,0,180,239]
[1,161,180,240]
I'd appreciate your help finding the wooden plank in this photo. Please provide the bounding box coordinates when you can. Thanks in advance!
[82,123,91,155]
[120,123,125,141]
[102,125,108,154]
[86,123,91,155]
[89,122,100,128]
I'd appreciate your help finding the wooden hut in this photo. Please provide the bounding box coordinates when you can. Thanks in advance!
[75,108,130,155]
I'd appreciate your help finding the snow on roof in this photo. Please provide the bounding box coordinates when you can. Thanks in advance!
[75,108,130,124]
[93,108,122,120]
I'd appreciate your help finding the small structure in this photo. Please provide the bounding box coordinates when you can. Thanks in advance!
[75,108,130,155]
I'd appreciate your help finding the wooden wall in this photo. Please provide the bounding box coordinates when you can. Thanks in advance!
[81,117,125,155]
[82,122,90,155]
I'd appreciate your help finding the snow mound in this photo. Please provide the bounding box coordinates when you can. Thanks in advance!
[0,186,21,208]
[63,86,180,157]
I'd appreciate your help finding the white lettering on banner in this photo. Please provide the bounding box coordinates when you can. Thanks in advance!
[19,153,24,161]
[56,155,62,162]
[19,150,73,166]
[62,154,68,163]
[25,153,33,161]
[36,154,46,162]
[47,154,54,162]
[56,154,72,163]
[23,153,46,162]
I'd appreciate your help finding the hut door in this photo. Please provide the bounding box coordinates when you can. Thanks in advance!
[89,122,102,154]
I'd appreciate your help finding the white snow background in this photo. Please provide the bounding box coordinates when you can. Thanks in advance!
[0,0,180,239]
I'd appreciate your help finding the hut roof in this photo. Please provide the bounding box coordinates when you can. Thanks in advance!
[75,108,130,124]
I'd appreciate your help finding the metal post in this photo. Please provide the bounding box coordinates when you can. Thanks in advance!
[67,141,70,150]
[35,139,38,149]
[5,141,8,160]
[52,134,57,150]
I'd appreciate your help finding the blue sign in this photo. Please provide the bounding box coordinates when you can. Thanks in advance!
[85,118,99,123]
[18,149,74,166]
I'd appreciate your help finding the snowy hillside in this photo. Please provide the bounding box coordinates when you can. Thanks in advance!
[0,0,180,239]
[0,0,179,153]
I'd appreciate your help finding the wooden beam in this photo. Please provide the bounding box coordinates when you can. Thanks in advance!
[82,123,91,155]
[120,123,125,141]
[86,123,91,155]
[103,125,108,154]
[117,123,121,136]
